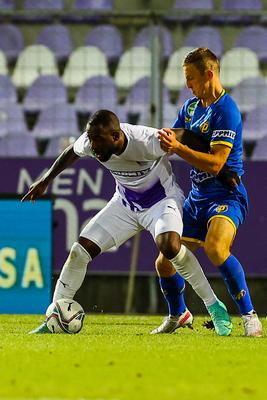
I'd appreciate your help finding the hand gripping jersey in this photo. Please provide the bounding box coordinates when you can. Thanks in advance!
[172,90,244,194]
[73,123,183,211]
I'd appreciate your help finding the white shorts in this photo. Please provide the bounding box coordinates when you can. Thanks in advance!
[80,191,184,253]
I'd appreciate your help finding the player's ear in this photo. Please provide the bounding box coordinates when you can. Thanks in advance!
[112,131,120,142]
[206,70,213,80]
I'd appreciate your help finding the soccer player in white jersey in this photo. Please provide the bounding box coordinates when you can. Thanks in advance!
[22,109,232,335]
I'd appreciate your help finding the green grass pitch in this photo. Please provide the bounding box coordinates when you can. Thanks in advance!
[1,314,267,400]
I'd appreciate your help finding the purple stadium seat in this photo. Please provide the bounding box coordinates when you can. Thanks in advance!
[243,105,267,142]
[183,26,224,58]
[74,0,113,9]
[36,25,73,63]
[24,0,63,9]
[133,25,173,60]
[0,0,15,9]
[65,0,113,22]
[174,0,214,23]
[167,0,214,23]
[173,0,213,9]
[231,76,267,114]
[0,24,24,63]
[212,0,262,24]
[0,75,17,105]
[0,104,28,137]
[124,77,170,115]
[32,103,79,139]
[233,26,267,64]
[0,134,38,157]
[251,136,267,160]
[138,102,178,127]
[24,75,67,113]
[222,0,262,10]
[85,24,123,63]
[45,136,76,157]
[75,75,118,114]
[113,105,129,123]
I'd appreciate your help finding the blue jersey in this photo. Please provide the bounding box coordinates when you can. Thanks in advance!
[173,90,248,241]
[172,90,244,195]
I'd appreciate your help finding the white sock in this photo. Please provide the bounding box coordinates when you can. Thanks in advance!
[53,242,91,302]
[170,245,217,307]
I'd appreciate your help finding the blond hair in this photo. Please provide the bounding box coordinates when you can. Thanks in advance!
[183,47,220,75]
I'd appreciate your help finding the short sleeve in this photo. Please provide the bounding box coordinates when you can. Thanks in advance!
[211,106,241,149]
[143,126,166,158]
[73,132,93,157]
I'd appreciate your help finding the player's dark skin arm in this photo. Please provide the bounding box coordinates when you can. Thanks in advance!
[21,144,80,202]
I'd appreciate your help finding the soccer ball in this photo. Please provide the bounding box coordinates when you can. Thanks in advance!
[46,299,85,334]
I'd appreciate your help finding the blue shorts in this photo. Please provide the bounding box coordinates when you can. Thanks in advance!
[182,182,249,244]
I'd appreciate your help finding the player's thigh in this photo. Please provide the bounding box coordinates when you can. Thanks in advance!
[140,196,183,240]
[205,217,235,256]
[80,197,140,252]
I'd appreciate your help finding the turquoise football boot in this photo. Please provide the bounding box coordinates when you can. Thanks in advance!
[206,300,233,336]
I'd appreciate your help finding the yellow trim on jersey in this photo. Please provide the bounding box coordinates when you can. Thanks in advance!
[210,141,233,148]
[207,215,237,238]
[182,236,205,246]
[214,89,225,104]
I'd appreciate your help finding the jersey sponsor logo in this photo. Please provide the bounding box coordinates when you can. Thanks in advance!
[216,205,228,213]
[235,289,246,300]
[212,130,236,140]
[190,169,213,183]
[111,167,151,177]
[187,102,197,117]
[200,121,209,133]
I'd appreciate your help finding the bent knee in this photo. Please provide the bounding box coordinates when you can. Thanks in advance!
[155,253,176,277]
[204,240,230,266]
[159,242,181,260]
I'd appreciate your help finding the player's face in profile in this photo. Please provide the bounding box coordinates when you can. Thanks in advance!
[183,64,209,100]
[87,127,118,162]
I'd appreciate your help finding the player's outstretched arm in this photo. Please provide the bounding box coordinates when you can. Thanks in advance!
[21,144,80,202]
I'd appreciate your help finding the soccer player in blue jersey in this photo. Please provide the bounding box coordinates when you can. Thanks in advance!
[152,47,262,337]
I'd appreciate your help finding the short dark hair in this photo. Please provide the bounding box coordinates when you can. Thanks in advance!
[183,47,220,75]
[87,109,120,132]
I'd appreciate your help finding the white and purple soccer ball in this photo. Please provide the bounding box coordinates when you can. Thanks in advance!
[46,299,85,334]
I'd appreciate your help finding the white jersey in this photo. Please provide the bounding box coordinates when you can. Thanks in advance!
[73,123,183,211]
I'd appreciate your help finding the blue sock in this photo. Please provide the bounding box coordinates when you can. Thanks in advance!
[218,254,254,315]
[159,272,186,316]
